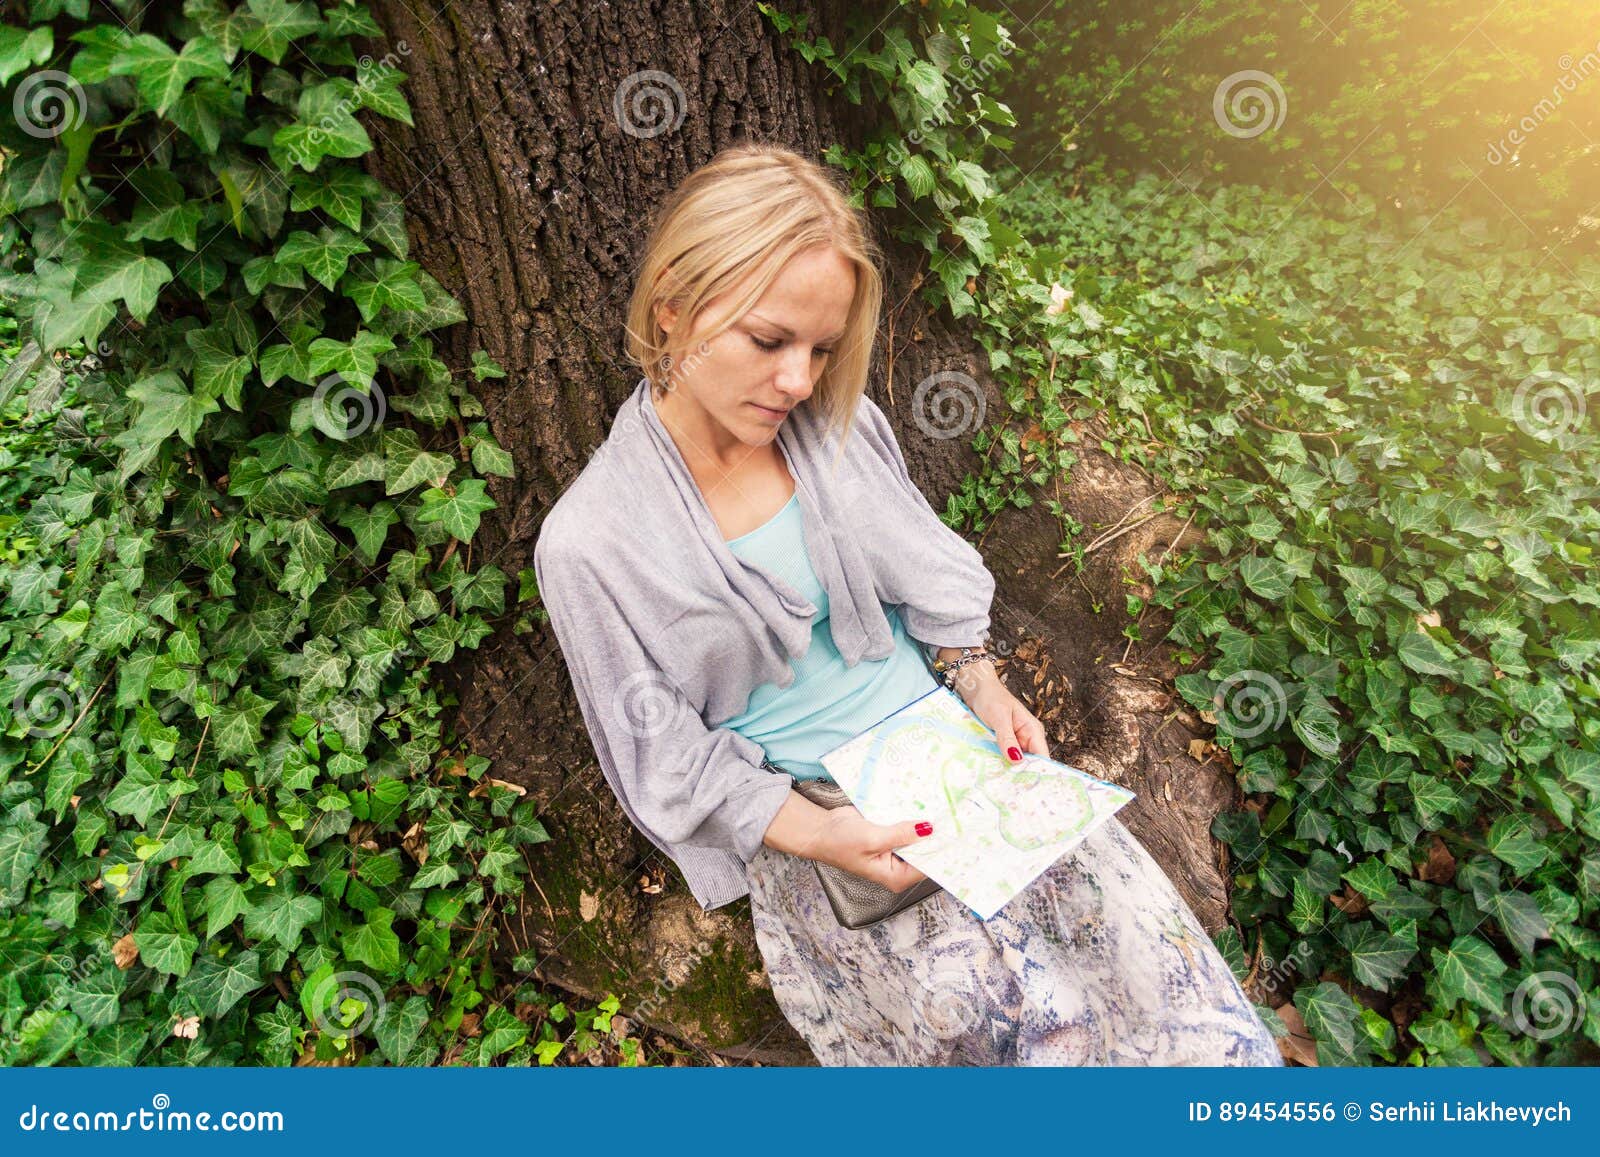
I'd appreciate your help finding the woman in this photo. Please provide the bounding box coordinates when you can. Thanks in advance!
[533,143,1282,1067]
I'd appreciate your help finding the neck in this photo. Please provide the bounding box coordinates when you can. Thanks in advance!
[653,386,765,476]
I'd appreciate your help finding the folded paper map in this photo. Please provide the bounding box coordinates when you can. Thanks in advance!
[819,685,1136,920]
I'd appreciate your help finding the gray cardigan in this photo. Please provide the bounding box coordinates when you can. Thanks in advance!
[532,377,995,909]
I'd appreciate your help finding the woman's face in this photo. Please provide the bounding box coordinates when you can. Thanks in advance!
[654,243,856,460]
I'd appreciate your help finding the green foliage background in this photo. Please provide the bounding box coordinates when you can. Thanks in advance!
[1005,0,1598,225]
[772,0,1600,1064]
[2,0,1595,1068]
[0,0,558,1066]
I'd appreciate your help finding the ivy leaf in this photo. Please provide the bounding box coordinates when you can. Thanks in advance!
[383,435,455,495]
[176,949,262,1018]
[1484,890,1552,959]
[108,33,230,118]
[897,152,936,199]
[341,906,401,974]
[0,817,48,908]
[0,23,54,87]
[260,323,320,388]
[1239,555,1293,600]
[1295,980,1361,1061]
[1408,772,1460,827]
[186,327,254,410]
[342,258,427,322]
[201,875,250,940]
[476,1006,529,1060]
[111,371,220,481]
[1429,935,1509,1015]
[133,912,200,977]
[471,351,506,381]
[1397,629,1456,676]
[290,167,384,231]
[353,61,413,125]
[373,995,430,1064]
[1486,815,1548,876]
[1343,858,1397,901]
[243,0,325,65]
[1288,876,1323,933]
[183,0,259,63]
[67,964,129,1029]
[105,758,166,826]
[275,78,372,168]
[73,245,173,323]
[1338,921,1417,991]
[282,516,339,598]
[210,686,275,761]
[308,329,394,383]
[253,1002,301,1066]
[1335,563,1387,603]
[411,859,460,888]
[243,889,323,950]
[277,226,370,291]
[469,431,515,478]
[76,1021,150,1067]
[415,478,498,541]
[1291,702,1342,758]
[334,500,400,564]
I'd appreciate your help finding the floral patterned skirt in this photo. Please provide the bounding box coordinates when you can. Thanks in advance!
[744,814,1285,1066]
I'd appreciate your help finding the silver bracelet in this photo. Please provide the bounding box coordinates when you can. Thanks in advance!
[933,645,994,690]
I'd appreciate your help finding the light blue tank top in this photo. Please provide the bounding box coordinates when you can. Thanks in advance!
[717,491,940,781]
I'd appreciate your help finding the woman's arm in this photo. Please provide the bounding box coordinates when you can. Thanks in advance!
[761,792,933,892]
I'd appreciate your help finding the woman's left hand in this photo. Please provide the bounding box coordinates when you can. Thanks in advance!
[960,676,1051,765]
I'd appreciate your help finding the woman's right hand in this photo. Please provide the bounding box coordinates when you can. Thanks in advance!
[808,804,931,892]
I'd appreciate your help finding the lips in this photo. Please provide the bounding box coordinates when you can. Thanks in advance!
[750,402,791,418]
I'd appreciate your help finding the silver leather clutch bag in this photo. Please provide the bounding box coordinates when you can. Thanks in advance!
[762,759,943,930]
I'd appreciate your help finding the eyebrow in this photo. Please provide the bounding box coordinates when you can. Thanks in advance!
[747,313,847,342]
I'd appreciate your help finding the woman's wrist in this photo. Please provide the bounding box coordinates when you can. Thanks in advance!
[933,644,1000,703]
[761,791,839,863]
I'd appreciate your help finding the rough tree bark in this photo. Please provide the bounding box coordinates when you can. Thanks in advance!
[359,0,1238,1063]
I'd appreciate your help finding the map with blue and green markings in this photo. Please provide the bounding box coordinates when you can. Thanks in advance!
[820,685,1136,919]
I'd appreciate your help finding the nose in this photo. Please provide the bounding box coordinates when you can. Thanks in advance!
[774,347,815,400]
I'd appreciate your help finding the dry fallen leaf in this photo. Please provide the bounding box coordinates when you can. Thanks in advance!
[401,821,429,866]
[1329,885,1370,917]
[113,932,139,970]
[468,776,527,799]
[579,891,600,922]
[1415,834,1456,884]
[172,1015,200,1040]
[1273,1002,1320,1067]
[1045,281,1075,316]
[1416,610,1442,628]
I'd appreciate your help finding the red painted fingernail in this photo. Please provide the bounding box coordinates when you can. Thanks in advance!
[915,821,933,837]
[1007,746,1022,761]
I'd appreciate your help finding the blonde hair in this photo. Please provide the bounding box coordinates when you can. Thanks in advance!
[623,143,885,464]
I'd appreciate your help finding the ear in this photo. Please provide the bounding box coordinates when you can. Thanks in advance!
[654,299,679,336]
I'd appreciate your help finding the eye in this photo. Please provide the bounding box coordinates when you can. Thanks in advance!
[750,335,781,352]
[813,347,834,358]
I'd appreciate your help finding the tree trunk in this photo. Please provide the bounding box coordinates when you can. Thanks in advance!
[360,0,1237,1064]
